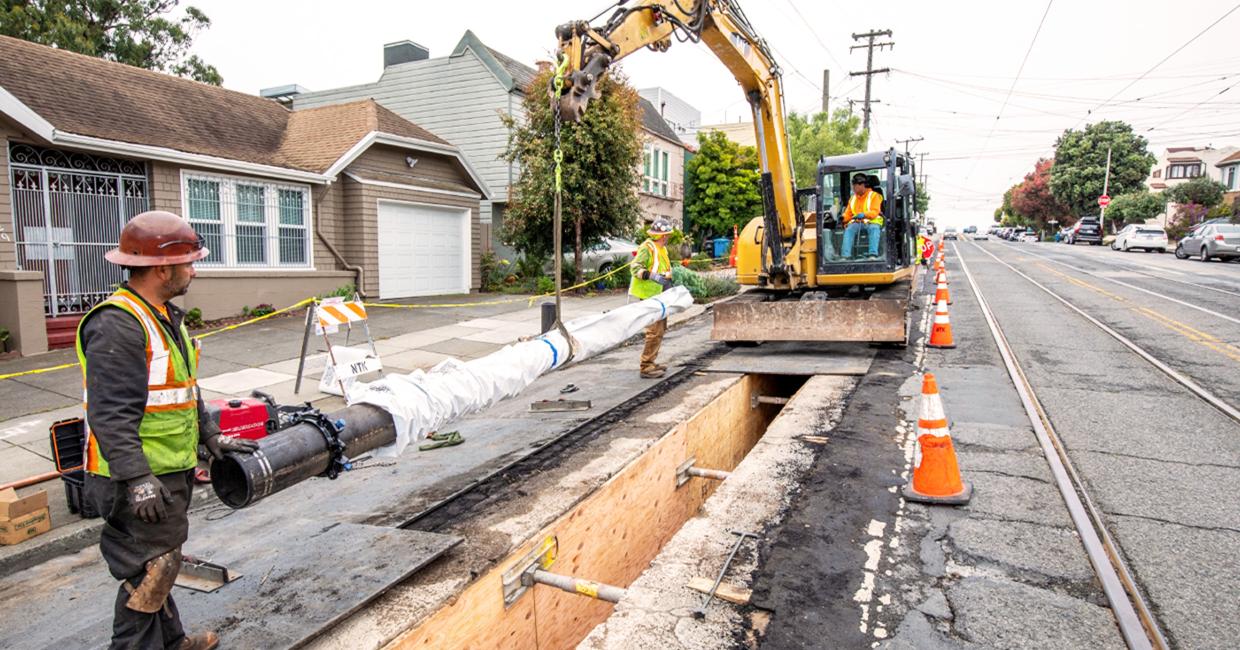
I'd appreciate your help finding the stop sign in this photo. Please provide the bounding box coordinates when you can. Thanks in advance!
[1098,195,1111,208]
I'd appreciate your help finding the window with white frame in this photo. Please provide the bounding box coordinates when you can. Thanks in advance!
[1225,165,1238,190]
[1167,163,1202,179]
[183,173,311,268]
[643,143,669,196]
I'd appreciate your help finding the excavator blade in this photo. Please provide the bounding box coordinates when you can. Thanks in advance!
[711,280,912,344]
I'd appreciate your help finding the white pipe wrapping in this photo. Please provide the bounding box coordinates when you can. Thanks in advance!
[348,286,694,456]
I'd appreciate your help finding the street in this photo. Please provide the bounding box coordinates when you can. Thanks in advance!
[951,239,1240,649]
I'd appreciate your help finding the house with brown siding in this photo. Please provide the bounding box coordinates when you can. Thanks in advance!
[0,35,488,356]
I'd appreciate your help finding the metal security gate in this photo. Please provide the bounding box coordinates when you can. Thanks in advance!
[9,143,149,316]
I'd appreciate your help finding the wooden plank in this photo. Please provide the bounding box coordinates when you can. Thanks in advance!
[687,577,752,605]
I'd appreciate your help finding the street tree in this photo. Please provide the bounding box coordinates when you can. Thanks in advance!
[915,184,930,216]
[0,0,222,84]
[684,130,763,239]
[1106,191,1165,226]
[1049,121,1156,222]
[1010,159,1071,229]
[502,68,643,283]
[786,109,868,187]
[1165,176,1226,208]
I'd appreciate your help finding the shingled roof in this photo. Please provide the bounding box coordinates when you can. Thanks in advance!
[638,97,683,146]
[0,35,454,177]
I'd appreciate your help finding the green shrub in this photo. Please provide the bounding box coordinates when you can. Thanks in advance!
[535,276,555,294]
[671,266,737,303]
[242,304,275,318]
[480,252,511,292]
[604,254,632,290]
[0,326,10,352]
[320,283,357,299]
[514,254,548,281]
[687,252,713,271]
[184,307,204,329]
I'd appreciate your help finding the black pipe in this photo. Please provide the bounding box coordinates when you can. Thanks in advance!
[210,404,397,509]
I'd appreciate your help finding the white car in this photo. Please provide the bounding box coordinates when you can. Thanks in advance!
[1112,224,1168,253]
[1019,230,1038,243]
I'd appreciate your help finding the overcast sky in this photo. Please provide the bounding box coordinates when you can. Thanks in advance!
[189,0,1240,229]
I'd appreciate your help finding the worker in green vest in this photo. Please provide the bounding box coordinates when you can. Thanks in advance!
[78,211,258,650]
[629,218,674,378]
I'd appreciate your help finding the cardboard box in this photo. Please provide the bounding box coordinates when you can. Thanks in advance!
[0,507,51,545]
[0,487,48,519]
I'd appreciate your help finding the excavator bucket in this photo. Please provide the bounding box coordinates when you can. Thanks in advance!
[711,279,913,344]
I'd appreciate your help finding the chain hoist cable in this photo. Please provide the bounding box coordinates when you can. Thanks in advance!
[549,53,578,366]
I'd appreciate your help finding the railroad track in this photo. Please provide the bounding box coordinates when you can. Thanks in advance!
[993,240,1240,321]
[952,241,1193,650]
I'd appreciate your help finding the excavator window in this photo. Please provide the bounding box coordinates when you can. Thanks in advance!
[819,168,888,264]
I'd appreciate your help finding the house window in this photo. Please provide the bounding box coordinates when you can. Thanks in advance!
[643,143,669,196]
[1226,165,1238,190]
[182,173,312,268]
[1168,163,1202,179]
[1152,169,1161,179]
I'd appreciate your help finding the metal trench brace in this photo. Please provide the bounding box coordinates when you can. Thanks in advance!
[676,458,732,487]
[502,535,626,607]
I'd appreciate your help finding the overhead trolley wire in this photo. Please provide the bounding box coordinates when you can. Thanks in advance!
[1071,2,1240,128]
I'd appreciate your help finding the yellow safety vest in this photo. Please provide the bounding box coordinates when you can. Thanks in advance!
[845,190,884,226]
[628,240,671,300]
[76,288,201,477]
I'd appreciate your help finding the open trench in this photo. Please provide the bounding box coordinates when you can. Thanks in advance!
[379,372,808,649]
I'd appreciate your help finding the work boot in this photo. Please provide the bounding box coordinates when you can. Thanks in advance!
[640,367,666,379]
[652,363,668,373]
[178,632,219,650]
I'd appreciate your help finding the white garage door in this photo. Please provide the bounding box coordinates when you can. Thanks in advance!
[377,201,469,299]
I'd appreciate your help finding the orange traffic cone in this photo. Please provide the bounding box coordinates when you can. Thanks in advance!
[927,297,955,348]
[903,373,972,504]
[934,272,952,305]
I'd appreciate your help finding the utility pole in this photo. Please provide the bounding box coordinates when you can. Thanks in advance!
[918,152,928,185]
[822,69,830,114]
[1100,145,1113,231]
[896,136,924,155]
[850,29,893,131]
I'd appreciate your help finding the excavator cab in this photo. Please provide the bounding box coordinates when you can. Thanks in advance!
[814,149,918,281]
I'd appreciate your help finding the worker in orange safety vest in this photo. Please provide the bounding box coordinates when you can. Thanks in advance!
[841,174,885,258]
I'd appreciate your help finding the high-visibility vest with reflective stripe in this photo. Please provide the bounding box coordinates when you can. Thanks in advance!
[76,288,201,478]
[628,239,671,300]
[845,190,884,226]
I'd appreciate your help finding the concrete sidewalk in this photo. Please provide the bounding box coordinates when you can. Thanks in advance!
[0,290,703,489]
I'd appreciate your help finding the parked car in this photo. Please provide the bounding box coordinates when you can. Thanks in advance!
[1068,218,1103,245]
[1018,228,1038,243]
[1058,226,1073,242]
[973,230,990,240]
[1112,224,1168,253]
[554,237,642,275]
[943,227,958,241]
[1175,223,1240,262]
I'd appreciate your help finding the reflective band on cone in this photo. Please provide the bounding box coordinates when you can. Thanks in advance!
[935,274,952,305]
[903,372,972,505]
[928,298,956,349]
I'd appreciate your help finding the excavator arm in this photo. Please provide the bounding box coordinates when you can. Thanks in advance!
[555,1,801,285]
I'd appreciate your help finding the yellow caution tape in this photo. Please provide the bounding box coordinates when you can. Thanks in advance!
[0,259,734,382]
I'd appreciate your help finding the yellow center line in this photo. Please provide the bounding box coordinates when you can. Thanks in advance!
[1026,261,1240,365]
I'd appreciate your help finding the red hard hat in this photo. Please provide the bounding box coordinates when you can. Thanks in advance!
[105,211,211,267]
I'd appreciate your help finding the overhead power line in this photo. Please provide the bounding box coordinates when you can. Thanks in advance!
[781,0,847,73]
[1072,2,1240,127]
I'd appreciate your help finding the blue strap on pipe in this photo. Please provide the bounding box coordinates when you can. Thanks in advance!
[653,297,666,320]
[539,337,559,368]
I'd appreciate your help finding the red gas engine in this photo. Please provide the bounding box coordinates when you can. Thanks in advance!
[206,396,277,440]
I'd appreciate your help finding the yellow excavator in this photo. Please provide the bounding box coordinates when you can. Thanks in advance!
[555,0,921,344]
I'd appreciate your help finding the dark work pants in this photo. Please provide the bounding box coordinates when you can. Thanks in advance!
[85,470,194,650]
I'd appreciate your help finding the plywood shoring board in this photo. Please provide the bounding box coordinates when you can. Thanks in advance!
[389,374,789,649]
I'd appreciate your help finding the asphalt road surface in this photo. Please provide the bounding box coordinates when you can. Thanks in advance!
[954,238,1240,650]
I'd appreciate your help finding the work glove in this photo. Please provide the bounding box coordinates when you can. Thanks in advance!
[202,433,260,460]
[126,474,172,524]
[649,272,667,286]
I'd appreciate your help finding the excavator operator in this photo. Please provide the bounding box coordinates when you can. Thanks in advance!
[841,173,885,258]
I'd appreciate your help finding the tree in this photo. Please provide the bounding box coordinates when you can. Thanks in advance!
[1010,159,1071,228]
[684,130,763,238]
[0,0,222,84]
[1049,121,1156,223]
[785,109,868,187]
[995,186,1026,226]
[915,184,930,215]
[1165,176,1226,208]
[502,69,643,282]
[1106,191,1165,226]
